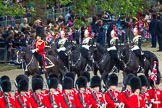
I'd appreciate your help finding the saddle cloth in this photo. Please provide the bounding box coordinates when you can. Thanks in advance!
[38,56,55,69]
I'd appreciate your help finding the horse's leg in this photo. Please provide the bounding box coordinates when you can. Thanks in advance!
[93,64,98,76]
[122,71,127,91]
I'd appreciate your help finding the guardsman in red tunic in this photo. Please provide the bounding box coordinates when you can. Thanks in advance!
[121,73,135,108]
[76,76,92,108]
[30,75,49,108]
[138,74,151,108]
[61,77,79,108]
[128,77,146,108]
[104,73,124,108]
[0,79,15,108]
[147,73,162,108]
[90,75,107,108]
[32,34,46,72]
[0,75,10,97]
[45,77,64,108]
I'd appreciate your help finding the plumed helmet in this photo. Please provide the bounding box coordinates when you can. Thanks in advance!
[130,77,142,93]
[1,80,11,92]
[90,76,101,88]
[107,73,118,86]
[47,78,58,89]
[81,71,90,82]
[138,75,149,87]
[62,77,74,89]
[76,76,87,88]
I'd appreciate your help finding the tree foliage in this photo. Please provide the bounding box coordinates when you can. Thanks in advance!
[0,0,150,17]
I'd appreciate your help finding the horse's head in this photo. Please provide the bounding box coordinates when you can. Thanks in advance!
[16,47,31,63]
[118,44,130,61]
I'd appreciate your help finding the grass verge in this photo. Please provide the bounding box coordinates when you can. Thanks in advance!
[0,64,18,72]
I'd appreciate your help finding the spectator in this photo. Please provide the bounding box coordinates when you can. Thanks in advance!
[19,17,29,32]
[157,15,162,51]
[65,10,72,23]
[149,13,157,48]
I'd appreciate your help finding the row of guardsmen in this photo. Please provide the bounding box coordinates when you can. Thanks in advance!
[0,71,161,108]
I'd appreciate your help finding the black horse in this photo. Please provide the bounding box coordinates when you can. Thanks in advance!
[16,47,66,81]
[118,44,161,85]
[89,42,115,83]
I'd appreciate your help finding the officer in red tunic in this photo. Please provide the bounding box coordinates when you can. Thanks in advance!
[121,73,135,108]
[90,75,107,108]
[128,77,146,108]
[61,77,79,108]
[138,74,151,107]
[30,75,49,108]
[147,73,162,108]
[76,76,92,108]
[0,79,15,108]
[14,78,31,108]
[46,77,64,108]
[104,73,124,108]
[32,34,46,72]
[0,75,10,97]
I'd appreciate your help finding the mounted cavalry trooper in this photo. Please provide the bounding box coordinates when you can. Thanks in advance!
[82,25,93,50]
[104,73,124,108]
[57,29,68,52]
[107,25,119,71]
[32,34,46,73]
[131,27,145,71]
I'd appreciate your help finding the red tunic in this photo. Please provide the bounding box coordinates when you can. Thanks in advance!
[121,89,132,108]
[34,40,45,56]
[127,94,145,108]
[147,89,162,108]
[104,90,123,108]
[77,89,92,108]
[90,91,107,108]
[141,90,151,107]
[30,92,49,108]
[44,89,64,108]
[0,93,15,108]
[15,94,31,108]
[61,90,79,108]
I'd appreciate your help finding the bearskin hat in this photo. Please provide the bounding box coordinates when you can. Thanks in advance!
[124,73,135,86]
[64,72,75,82]
[15,74,29,88]
[76,76,87,88]
[1,80,11,92]
[62,77,73,90]
[138,75,149,87]
[1,75,10,82]
[107,73,118,86]
[32,78,43,92]
[32,74,43,81]
[90,76,101,88]
[48,73,59,80]
[149,73,161,87]
[17,79,28,92]
[48,78,58,89]
[130,77,142,93]
[81,71,90,82]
